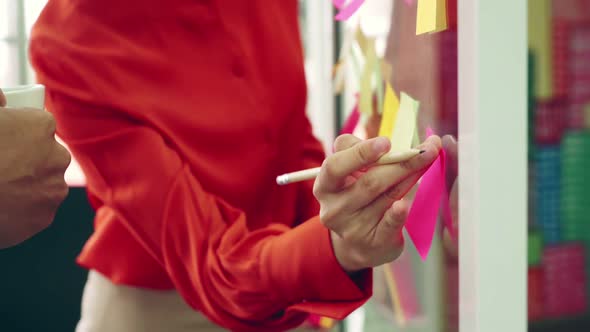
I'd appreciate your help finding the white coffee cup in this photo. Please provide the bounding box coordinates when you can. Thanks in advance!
[2,84,45,109]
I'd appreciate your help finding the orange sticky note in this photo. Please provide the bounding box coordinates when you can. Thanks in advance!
[416,0,448,35]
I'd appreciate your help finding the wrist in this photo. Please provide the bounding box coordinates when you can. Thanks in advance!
[330,230,366,273]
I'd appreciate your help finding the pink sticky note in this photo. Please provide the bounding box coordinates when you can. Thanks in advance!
[334,0,365,21]
[404,128,446,260]
[333,0,346,9]
[404,0,415,5]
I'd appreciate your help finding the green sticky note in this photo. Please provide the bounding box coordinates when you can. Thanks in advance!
[528,231,543,266]
[412,121,420,148]
[390,92,420,152]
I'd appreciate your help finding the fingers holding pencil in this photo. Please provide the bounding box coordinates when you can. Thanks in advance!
[320,136,391,191]
[276,135,432,186]
[309,134,441,272]
[334,136,440,210]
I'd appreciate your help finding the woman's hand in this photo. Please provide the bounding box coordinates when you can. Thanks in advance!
[313,134,442,272]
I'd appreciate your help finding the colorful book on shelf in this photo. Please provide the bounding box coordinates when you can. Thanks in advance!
[542,244,587,317]
[551,0,590,128]
[528,0,553,99]
[528,266,544,321]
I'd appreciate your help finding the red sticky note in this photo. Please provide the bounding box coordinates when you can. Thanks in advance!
[340,103,360,135]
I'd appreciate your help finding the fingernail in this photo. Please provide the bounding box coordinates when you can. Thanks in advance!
[417,145,436,160]
[373,136,390,154]
[416,142,427,150]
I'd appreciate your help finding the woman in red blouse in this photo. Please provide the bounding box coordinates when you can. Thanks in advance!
[30,1,441,331]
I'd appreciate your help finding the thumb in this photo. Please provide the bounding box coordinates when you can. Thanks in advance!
[333,134,363,152]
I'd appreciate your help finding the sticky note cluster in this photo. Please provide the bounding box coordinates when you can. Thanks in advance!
[331,0,449,35]
[331,0,453,260]
[377,86,451,260]
[379,84,419,155]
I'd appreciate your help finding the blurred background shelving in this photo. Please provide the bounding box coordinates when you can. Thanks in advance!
[527,0,590,331]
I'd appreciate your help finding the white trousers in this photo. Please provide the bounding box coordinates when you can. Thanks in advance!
[75,270,325,332]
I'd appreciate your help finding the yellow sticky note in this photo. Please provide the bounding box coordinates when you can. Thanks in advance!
[416,0,448,35]
[528,0,552,98]
[381,60,393,84]
[390,92,419,152]
[359,38,377,115]
[333,61,345,95]
[355,26,370,55]
[378,83,400,138]
[380,59,392,82]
